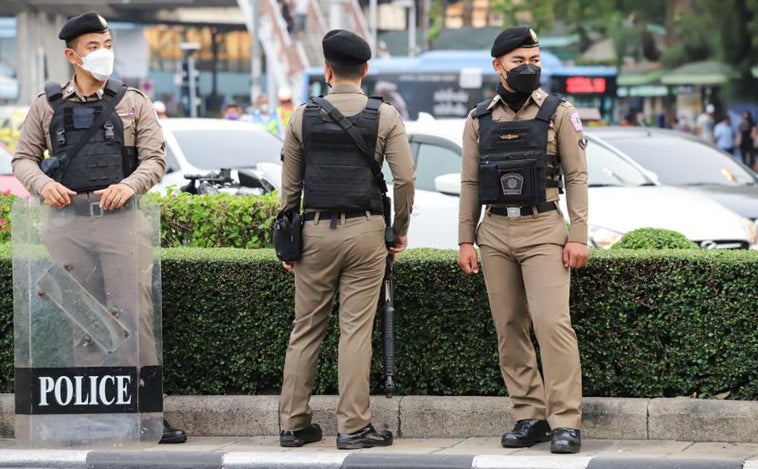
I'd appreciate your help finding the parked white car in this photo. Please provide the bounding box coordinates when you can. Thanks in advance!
[153,118,282,195]
[397,116,757,249]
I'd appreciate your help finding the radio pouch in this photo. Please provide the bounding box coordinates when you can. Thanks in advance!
[273,211,303,262]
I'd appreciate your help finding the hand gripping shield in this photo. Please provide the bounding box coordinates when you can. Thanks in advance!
[12,195,164,446]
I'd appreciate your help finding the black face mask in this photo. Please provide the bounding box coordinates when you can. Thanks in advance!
[505,63,541,94]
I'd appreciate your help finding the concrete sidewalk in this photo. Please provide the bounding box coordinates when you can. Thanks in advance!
[1,394,757,468]
[0,436,757,468]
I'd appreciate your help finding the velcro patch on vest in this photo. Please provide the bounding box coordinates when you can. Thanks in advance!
[500,173,524,195]
[72,107,96,129]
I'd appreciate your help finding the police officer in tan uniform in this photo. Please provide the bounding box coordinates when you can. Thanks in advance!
[12,12,186,444]
[278,29,415,450]
[457,27,588,454]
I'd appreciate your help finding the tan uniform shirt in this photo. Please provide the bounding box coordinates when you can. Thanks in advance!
[280,83,416,236]
[12,78,166,195]
[459,88,589,245]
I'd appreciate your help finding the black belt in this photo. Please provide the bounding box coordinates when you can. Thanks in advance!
[489,201,557,218]
[303,210,381,222]
[61,199,134,217]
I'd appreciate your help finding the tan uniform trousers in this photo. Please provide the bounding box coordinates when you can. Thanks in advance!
[279,212,386,434]
[477,207,582,430]
[41,194,158,367]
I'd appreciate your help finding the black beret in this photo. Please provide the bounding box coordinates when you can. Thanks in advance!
[322,29,371,65]
[490,27,539,58]
[58,12,109,42]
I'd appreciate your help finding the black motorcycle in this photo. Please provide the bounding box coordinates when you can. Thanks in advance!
[180,167,278,195]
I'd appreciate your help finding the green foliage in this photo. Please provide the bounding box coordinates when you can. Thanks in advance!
[428,0,444,42]
[1,248,756,400]
[0,193,280,249]
[0,194,14,243]
[136,192,278,249]
[611,228,699,250]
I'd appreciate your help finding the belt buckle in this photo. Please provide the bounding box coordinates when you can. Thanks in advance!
[506,207,521,218]
[89,202,103,218]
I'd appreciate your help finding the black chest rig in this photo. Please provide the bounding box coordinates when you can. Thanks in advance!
[46,80,137,192]
[474,93,564,206]
[302,96,384,213]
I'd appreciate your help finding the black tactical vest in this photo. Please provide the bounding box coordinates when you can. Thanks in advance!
[474,93,564,206]
[301,97,384,213]
[46,80,137,193]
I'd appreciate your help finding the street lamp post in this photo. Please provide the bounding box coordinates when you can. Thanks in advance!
[392,0,416,56]
[180,42,200,118]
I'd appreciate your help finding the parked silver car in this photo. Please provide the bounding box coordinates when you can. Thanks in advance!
[398,117,756,249]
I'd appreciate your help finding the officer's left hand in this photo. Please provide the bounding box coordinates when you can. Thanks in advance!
[282,261,295,272]
[388,234,407,254]
[563,242,589,269]
[94,184,136,210]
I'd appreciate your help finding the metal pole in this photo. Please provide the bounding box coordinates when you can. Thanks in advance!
[408,2,416,56]
[370,0,378,53]
[420,0,429,51]
[251,0,262,104]
[187,53,198,118]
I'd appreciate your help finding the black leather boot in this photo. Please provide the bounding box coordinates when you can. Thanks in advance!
[551,427,581,454]
[336,424,393,450]
[501,419,551,448]
[160,419,187,444]
[280,423,323,447]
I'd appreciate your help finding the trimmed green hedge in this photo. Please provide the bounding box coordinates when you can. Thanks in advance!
[612,227,699,250]
[1,246,756,400]
[0,193,281,249]
[152,191,279,248]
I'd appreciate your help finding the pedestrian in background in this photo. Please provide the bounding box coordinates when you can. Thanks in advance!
[222,101,243,120]
[737,110,756,168]
[277,29,415,450]
[695,103,715,143]
[457,26,588,454]
[293,0,308,37]
[251,95,283,135]
[714,114,737,157]
[276,87,295,132]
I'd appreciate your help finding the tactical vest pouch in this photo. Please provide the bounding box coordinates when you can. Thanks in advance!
[40,157,63,180]
[478,156,547,205]
[273,211,303,262]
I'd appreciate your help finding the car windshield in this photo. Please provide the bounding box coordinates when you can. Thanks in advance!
[171,129,282,170]
[586,140,652,187]
[604,136,756,186]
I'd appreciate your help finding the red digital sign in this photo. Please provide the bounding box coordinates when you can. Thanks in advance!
[564,76,607,94]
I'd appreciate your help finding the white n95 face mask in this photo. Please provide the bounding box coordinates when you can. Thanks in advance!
[79,48,115,81]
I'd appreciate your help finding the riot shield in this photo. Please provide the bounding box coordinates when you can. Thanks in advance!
[12,194,164,447]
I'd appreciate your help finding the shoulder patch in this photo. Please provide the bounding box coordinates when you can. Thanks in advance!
[569,111,583,132]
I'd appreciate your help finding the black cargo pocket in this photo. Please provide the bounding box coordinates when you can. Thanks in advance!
[478,162,502,205]
[496,158,539,205]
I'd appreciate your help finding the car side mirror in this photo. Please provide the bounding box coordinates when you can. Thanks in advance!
[434,173,461,196]
[238,169,275,193]
[642,168,660,184]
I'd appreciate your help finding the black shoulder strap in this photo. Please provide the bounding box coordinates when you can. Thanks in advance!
[473,98,492,119]
[44,82,64,110]
[59,80,129,171]
[536,92,563,123]
[309,96,388,194]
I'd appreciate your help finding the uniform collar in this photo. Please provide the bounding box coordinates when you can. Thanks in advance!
[62,76,105,101]
[486,87,548,111]
[328,83,365,95]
